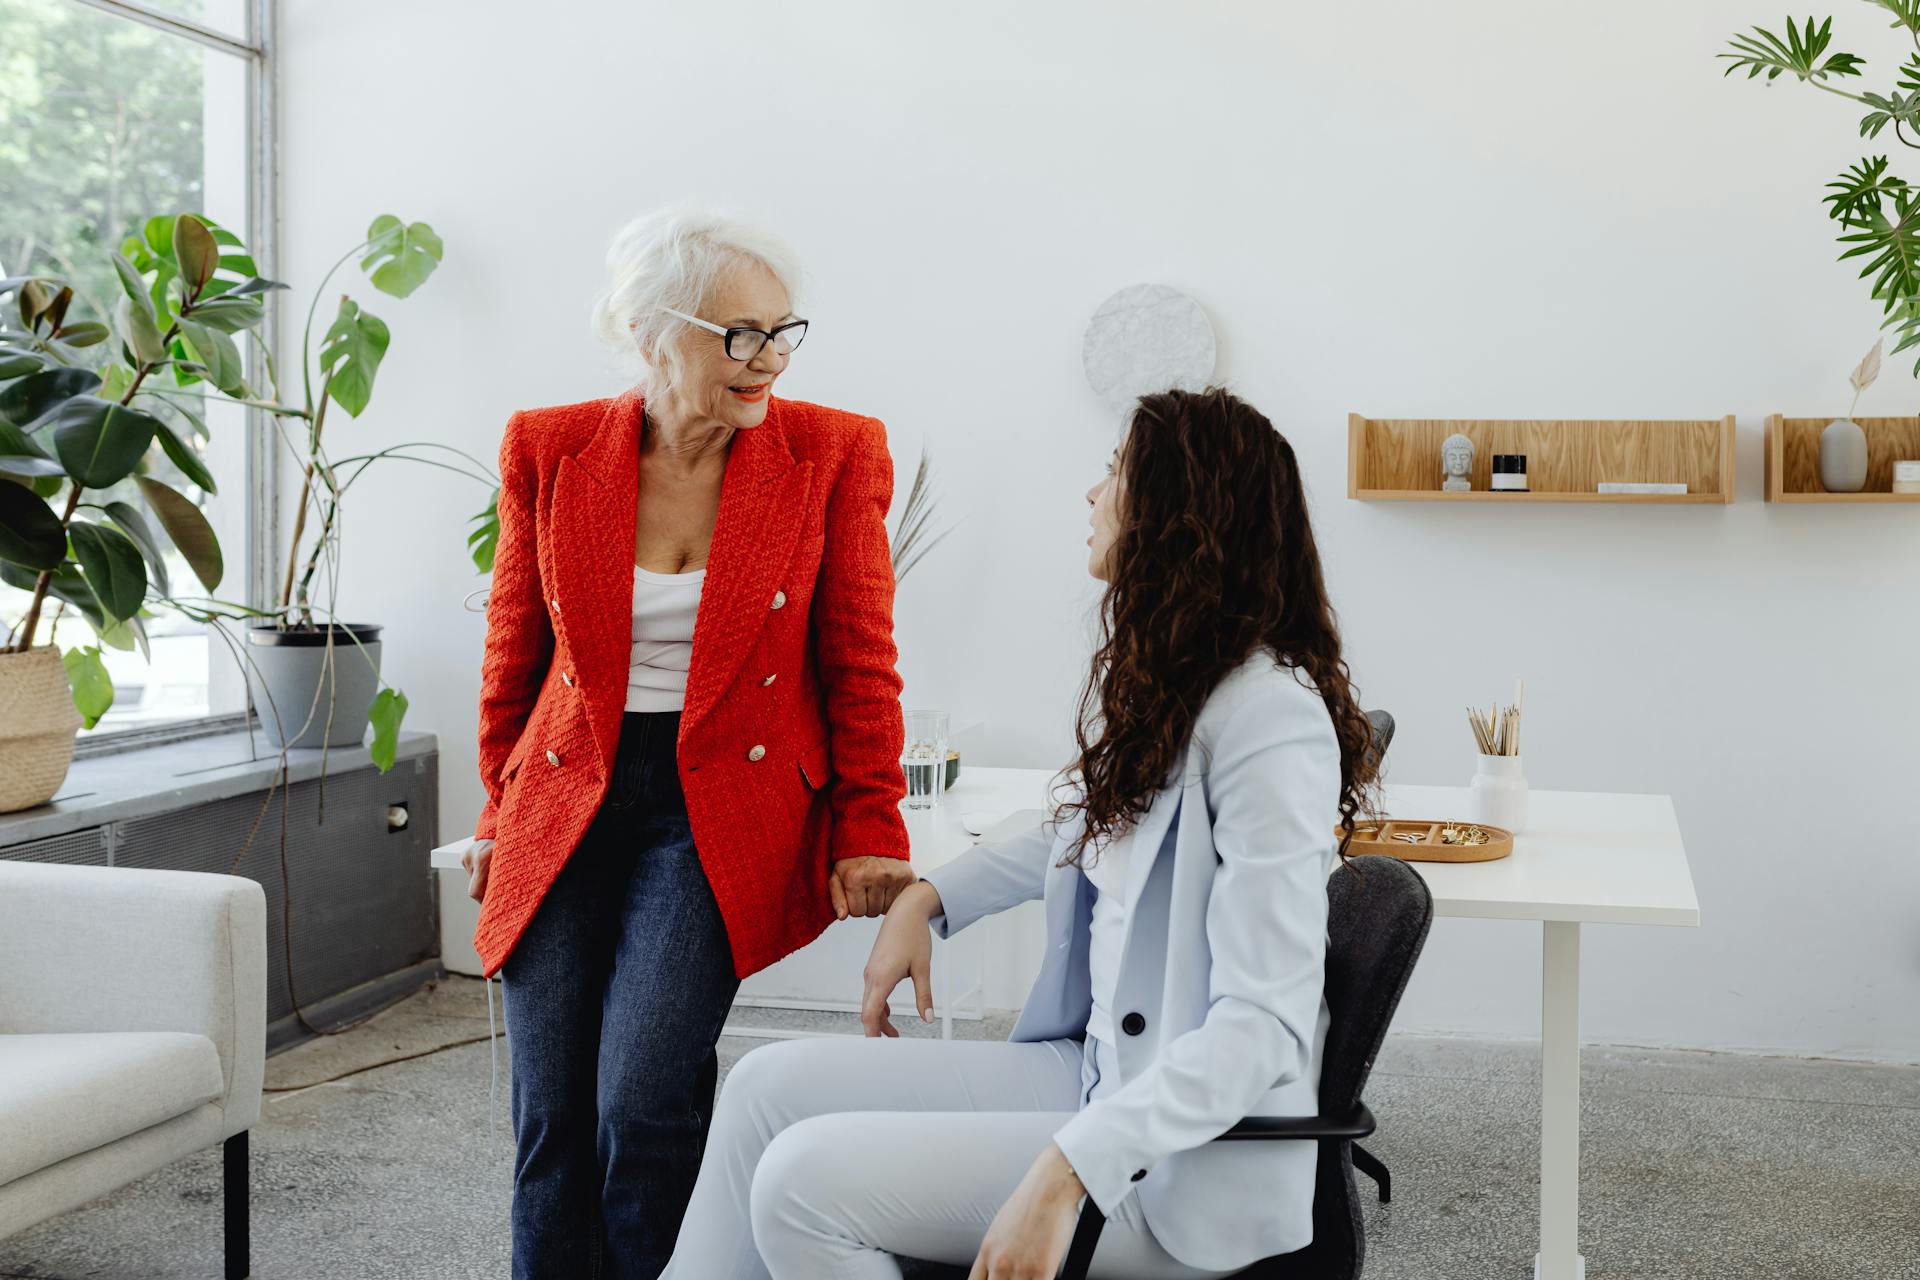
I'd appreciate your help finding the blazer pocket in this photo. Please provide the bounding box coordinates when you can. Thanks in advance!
[500,734,533,782]
[798,740,833,791]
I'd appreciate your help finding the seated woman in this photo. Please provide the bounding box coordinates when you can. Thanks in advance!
[663,387,1380,1280]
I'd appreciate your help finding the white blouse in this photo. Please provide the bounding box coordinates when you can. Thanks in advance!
[625,564,704,713]
[1080,829,1134,1058]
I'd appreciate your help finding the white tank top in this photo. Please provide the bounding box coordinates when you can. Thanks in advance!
[625,564,704,713]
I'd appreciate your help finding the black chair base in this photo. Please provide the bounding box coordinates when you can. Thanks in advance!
[1352,1142,1390,1204]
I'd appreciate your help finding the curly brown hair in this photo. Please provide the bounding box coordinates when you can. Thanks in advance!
[1054,387,1379,868]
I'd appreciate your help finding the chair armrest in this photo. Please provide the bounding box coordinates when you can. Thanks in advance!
[0,861,267,1137]
[1216,1102,1376,1142]
[1056,1102,1377,1279]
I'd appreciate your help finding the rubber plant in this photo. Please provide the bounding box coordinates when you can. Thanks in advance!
[1723,1,1920,374]
[0,218,255,727]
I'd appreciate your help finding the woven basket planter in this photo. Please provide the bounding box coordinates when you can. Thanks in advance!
[0,644,82,813]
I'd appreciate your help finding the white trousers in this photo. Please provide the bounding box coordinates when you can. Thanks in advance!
[660,1034,1238,1280]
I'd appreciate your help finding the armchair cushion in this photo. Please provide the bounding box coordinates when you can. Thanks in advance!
[0,1032,222,1185]
[0,860,266,1139]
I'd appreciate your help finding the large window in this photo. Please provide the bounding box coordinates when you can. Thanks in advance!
[0,0,269,736]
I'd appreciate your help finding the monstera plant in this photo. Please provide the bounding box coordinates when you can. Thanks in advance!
[0,212,497,811]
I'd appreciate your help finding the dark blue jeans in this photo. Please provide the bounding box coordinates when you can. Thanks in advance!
[501,710,740,1280]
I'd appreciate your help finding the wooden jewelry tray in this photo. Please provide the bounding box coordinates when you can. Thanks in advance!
[1340,818,1514,863]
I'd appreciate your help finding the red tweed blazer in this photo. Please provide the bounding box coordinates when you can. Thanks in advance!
[472,389,908,978]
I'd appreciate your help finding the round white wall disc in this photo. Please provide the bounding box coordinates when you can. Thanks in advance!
[1082,283,1218,417]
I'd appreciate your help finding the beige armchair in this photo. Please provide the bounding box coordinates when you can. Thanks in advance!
[0,860,266,1279]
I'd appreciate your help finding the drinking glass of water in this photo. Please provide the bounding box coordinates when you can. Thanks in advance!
[901,709,950,811]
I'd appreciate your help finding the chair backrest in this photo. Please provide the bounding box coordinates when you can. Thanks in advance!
[1327,709,1416,1111]
[1321,854,1433,1116]
[1364,709,1396,773]
[1255,854,1432,1280]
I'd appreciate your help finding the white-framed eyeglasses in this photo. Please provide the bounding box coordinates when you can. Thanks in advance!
[661,307,809,361]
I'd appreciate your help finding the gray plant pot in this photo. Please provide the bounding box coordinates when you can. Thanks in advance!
[245,623,383,749]
[1820,418,1870,493]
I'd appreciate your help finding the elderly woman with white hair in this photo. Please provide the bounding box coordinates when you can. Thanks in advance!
[462,208,915,1279]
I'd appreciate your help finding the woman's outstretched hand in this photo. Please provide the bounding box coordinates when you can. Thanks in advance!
[860,880,941,1036]
[830,854,917,919]
[969,1143,1086,1280]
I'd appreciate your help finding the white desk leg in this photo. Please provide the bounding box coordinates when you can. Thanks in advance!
[1535,921,1585,1280]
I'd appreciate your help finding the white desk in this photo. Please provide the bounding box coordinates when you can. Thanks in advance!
[1384,783,1698,1280]
[936,771,1700,1280]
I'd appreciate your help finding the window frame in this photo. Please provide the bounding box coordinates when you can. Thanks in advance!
[53,0,282,757]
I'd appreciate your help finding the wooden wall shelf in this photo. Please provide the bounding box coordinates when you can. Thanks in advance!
[1348,416,1736,504]
[1764,415,1920,503]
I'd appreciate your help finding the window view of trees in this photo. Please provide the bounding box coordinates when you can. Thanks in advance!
[2,0,248,730]
[1,0,211,329]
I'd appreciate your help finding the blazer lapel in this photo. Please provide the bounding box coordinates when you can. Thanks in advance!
[1041,805,1085,901]
[1122,745,1191,918]
[553,391,643,770]
[682,398,812,737]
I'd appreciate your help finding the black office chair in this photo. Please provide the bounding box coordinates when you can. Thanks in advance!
[1060,842,1432,1279]
[1365,709,1395,776]
[905,709,1417,1280]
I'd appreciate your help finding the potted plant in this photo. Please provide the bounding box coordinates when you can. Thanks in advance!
[1821,338,1887,492]
[888,445,959,786]
[209,212,474,756]
[0,234,236,810]
[0,212,501,808]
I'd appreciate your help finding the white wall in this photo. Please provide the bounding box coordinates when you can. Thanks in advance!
[282,0,1920,1062]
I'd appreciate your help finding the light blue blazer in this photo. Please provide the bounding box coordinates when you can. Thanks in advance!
[923,649,1337,1272]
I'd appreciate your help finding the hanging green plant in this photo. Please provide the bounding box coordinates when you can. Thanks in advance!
[1723,3,1920,373]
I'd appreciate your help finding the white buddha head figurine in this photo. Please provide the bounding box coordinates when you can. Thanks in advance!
[1441,432,1475,491]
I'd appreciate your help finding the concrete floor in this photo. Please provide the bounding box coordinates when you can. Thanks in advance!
[3,977,1916,1279]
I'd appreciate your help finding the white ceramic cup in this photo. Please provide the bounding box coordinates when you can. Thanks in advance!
[1469,754,1529,833]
